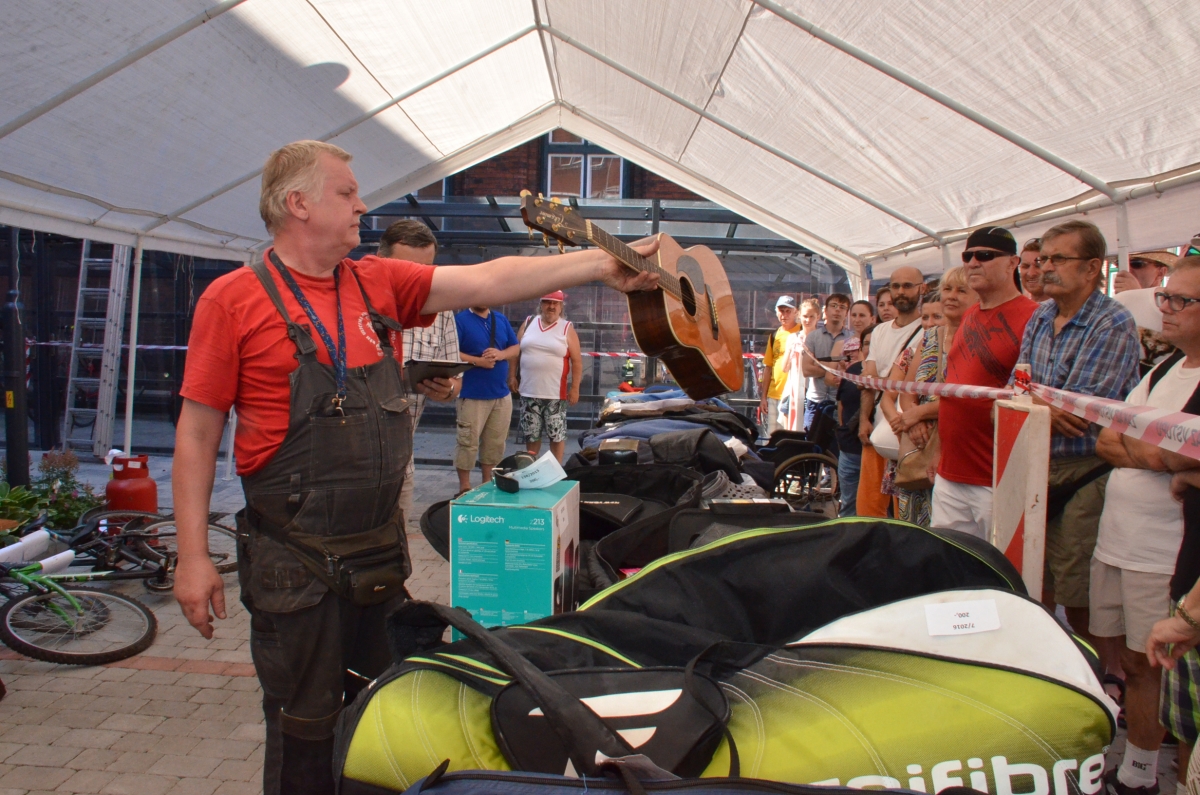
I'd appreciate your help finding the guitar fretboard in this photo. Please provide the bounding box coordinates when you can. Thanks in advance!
[586,221,682,300]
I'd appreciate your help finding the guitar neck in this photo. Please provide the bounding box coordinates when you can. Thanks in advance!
[585,221,681,300]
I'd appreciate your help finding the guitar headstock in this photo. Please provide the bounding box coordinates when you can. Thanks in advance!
[519,190,588,250]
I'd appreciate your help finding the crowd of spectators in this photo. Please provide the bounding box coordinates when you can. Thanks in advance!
[764,222,1200,795]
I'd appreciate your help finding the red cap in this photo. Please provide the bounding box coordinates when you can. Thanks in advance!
[540,291,565,302]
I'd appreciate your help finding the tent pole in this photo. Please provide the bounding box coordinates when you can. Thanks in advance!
[122,238,144,455]
[1114,202,1131,272]
[941,245,953,272]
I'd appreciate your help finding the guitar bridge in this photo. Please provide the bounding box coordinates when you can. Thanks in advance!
[707,293,720,340]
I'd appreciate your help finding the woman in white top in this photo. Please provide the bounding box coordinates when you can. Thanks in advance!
[508,291,583,462]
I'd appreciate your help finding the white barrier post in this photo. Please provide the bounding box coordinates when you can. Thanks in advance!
[991,364,1050,597]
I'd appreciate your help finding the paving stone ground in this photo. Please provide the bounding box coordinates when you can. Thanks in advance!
[0,456,454,795]
[0,450,1187,793]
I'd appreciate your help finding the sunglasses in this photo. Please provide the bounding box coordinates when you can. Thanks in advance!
[961,250,1009,263]
[1129,259,1160,270]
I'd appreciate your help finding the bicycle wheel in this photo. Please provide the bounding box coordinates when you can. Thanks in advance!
[772,453,840,514]
[128,521,239,574]
[0,586,157,665]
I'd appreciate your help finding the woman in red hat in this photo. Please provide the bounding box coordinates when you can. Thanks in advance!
[509,291,582,462]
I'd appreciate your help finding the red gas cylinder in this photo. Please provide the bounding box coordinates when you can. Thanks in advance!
[106,455,158,513]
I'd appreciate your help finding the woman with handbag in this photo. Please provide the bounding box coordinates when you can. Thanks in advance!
[886,268,979,525]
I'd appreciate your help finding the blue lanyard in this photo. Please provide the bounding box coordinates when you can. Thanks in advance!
[270,253,348,413]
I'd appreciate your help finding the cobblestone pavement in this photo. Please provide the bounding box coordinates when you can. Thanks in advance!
[0,453,1186,793]
[0,457,455,795]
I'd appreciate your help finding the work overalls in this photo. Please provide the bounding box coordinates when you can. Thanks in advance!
[237,257,412,795]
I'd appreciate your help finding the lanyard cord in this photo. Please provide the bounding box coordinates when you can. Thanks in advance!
[269,251,348,409]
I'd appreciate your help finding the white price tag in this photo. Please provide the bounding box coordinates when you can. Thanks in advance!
[924,599,1001,636]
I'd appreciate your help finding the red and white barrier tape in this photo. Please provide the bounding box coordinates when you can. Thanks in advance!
[1016,373,1200,461]
[801,347,1200,462]
[23,341,767,358]
[801,348,1015,401]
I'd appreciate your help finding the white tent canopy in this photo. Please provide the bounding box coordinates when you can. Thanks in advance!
[3,0,1198,292]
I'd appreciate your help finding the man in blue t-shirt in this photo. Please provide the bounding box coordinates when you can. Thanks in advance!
[454,306,520,494]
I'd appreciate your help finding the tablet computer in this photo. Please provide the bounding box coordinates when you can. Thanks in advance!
[405,360,473,391]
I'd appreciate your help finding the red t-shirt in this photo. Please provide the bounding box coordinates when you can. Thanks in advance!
[180,251,436,475]
[937,295,1039,486]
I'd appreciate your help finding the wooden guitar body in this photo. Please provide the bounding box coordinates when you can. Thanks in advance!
[518,192,745,399]
[626,234,744,399]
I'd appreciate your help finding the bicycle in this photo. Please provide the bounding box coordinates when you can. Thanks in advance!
[0,558,157,665]
[52,510,238,592]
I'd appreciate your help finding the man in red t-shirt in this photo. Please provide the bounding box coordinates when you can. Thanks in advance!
[931,226,1038,539]
[172,140,658,795]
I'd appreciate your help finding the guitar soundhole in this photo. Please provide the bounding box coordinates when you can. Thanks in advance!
[679,277,697,316]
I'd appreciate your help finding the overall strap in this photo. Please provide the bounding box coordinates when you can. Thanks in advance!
[250,259,319,361]
[346,266,403,354]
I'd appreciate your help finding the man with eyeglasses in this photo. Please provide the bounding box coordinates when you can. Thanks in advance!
[1091,255,1200,795]
[931,226,1038,538]
[1014,219,1140,661]
[1114,251,1181,376]
[858,266,925,517]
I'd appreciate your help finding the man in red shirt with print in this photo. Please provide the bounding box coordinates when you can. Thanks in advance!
[931,226,1038,538]
[173,140,657,795]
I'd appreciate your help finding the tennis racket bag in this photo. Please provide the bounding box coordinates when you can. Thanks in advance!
[335,519,1115,794]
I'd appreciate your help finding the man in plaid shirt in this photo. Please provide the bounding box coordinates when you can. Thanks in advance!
[1014,220,1140,651]
[378,220,462,523]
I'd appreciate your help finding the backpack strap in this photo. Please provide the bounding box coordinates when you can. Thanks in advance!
[1149,349,1187,393]
[249,259,318,362]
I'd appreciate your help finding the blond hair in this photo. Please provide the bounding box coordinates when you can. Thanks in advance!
[259,140,352,233]
[941,265,968,289]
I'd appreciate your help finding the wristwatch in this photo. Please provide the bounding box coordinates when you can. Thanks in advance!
[1177,597,1200,631]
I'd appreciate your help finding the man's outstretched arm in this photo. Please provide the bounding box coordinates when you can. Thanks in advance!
[422,241,659,315]
[172,399,230,639]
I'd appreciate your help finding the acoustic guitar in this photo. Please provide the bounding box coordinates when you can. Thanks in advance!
[519,191,744,400]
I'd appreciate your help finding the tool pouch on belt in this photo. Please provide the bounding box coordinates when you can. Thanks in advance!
[257,514,410,607]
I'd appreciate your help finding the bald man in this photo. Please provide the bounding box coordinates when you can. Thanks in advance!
[857,265,926,516]
[930,226,1039,538]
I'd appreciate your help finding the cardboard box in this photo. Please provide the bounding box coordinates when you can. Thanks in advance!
[450,480,579,630]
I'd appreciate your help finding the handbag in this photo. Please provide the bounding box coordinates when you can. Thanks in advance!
[894,328,945,491]
[867,324,923,460]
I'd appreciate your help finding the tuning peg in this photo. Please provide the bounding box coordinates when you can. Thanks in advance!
[520,189,531,197]
[550,196,561,207]
[558,242,565,254]
[527,229,534,241]
[542,233,550,248]
[538,192,544,200]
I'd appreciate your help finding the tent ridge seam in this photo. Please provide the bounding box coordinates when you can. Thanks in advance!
[546,25,944,244]
[677,2,755,163]
[559,102,864,273]
[0,0,250,141]
[750,0,1118,199]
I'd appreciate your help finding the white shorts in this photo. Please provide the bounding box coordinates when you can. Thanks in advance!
[930,476,992,540]
[1089,558,1172,652]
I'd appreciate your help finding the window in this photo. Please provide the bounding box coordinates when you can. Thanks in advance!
[546,130,625,198]
[548,155,584,197]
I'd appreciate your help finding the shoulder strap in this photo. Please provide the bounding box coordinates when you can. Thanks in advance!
[1149,349,1187,393]
[345,265,403,355]
[250,259,318,360]
[900,322,922,354]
